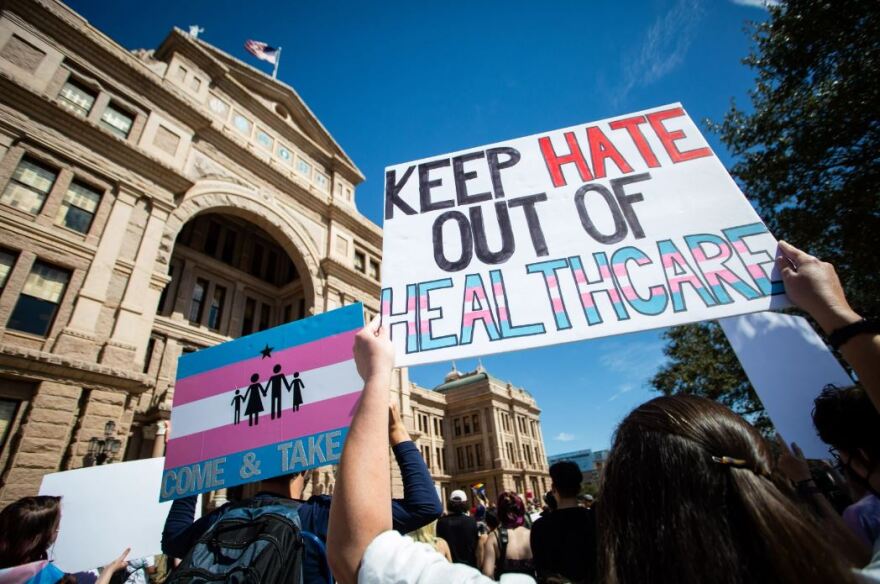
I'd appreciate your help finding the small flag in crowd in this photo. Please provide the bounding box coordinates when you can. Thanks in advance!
[245,40,280,64]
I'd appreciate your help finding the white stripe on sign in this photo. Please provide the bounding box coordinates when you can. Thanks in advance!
[170,359,362,439]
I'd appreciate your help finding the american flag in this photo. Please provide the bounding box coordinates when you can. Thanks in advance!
[244,40,279,65]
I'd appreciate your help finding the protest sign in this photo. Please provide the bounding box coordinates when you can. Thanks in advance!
[161,303,364,501]
[39,457,201,573]
[381,103,788,366]
[720,312,853,459]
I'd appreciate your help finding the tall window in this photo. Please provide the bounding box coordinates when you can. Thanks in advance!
[203,221,221,257]
[475,443,483,467]
[8,261,70,336]
[0,249,16,291]
[258,303,271,331]
[207,285,226,330]
[472,414,480,433]
[0,398,20,451]
[100,104,134,139]
[1,158,57,214]
[57,78,96,117]
[189,278,207,324]
[221,230,237,264]
[250,243,264,277]
[454,418,461,437]
[436,447,443,472]
[463,416,471,434]
[56,181,101,233]
[466,446,474,468]
[369,260,380,280]
[242,297,256,335]
[457,447,464,470]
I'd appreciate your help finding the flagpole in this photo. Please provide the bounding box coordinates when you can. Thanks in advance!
[272,46,282,79]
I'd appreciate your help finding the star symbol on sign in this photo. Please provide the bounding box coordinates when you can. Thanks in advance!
[260,345,273,359]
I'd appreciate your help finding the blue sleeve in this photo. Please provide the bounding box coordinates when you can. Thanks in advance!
[390,441,443,534]
[161,496,225,559]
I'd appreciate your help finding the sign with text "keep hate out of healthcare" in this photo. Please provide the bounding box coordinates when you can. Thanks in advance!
[381,103,788,367]
[160,304,364,501]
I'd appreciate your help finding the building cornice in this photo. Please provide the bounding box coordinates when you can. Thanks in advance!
[320,257,381,298]
[0,76,193,195]
[152,315,231,347]
[0,342,152,392]
[329,204,383,250]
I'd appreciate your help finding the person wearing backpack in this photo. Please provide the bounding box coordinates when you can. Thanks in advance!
[161,402,441,583]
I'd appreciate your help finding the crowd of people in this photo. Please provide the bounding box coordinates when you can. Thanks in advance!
[0,240,878,583]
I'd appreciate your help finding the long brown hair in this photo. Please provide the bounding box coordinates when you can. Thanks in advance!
[598,395,856,584]
[0,496,62,568]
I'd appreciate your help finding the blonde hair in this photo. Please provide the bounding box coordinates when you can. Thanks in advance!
[408,519,438,544]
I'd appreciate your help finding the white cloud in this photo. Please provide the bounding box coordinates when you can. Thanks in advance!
[615,0,704,104]
[608,383,635,402]
[730,0,780,8]
[555,432,576,442]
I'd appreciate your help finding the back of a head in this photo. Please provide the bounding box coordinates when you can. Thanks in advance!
[0,496,61,568]
[598,394,856,584]
[485,510,500,531]
[409,519,438,544]
[813,385,880,462]
[496,491,525,529]
[549,460,583,499]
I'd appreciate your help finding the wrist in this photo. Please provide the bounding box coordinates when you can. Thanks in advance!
[815,306,861,335]
[390,426,410,446]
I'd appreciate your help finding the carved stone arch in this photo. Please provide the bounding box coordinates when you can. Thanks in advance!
[158,179,323,309]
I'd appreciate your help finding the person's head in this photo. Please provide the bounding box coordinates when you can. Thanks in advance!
[496,492,525,529]
[273,364,281,374]
[485,509,500,531]
[294,372,300,378]
[0,496,62,568]
[812,385,880,495]
[235,389,240,396]
[250,373,259,383]
[408,519,438,544]
[599,394,856,584]
[549,460,582,499]
[448,489,468,514]
[260,470,310,499]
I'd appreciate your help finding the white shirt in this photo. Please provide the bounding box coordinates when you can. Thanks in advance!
[359,530,535,584]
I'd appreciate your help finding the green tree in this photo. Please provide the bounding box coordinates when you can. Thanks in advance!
[651,322,771,434]
[653,1,878,421]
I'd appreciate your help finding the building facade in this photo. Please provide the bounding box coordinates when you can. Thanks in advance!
[0,0,549,509]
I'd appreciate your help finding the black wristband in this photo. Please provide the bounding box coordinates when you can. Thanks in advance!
[828,319,880,350]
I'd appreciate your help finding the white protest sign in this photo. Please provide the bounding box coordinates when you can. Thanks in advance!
[381,103,788,366]
[719,312,853,459]
[39,457,200,573]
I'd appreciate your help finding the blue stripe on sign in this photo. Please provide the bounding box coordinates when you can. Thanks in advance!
[177,303,365,379]
[160,426,350,501]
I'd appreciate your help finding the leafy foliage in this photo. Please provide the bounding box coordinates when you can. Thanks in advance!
[653,1,879,426]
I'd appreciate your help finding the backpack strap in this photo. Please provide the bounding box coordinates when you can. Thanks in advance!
[300,530,332,584]
[495,526,509,578]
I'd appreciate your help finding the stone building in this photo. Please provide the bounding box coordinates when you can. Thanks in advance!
[407,363,550,506]
[0,0,549,509]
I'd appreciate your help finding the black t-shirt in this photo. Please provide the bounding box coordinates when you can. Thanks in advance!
[436,513,479,567]
[530,506,597,583]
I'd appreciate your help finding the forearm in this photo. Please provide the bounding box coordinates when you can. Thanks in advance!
[391,442,443,532]
[328,375,392,584]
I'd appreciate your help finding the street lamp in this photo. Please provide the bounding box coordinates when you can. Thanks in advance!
[85,421,122,466]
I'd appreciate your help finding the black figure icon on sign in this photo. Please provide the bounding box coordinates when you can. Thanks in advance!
[291,372,305,412]
[242,373,266,426]
[267,364,290,420]
[231,389,245,425]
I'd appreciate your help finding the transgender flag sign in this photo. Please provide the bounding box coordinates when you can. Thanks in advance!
[160,304,364,501]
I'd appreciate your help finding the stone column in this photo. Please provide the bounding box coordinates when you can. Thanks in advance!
[151,421,167,458]
[54,189,137,360]
[480,408,492,469]
[103,203,170,367]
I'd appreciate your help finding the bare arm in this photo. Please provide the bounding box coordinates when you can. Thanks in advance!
[95,548,130,584]
[327,317,394,584]
[777,241,880,412]
[481,533,497,578]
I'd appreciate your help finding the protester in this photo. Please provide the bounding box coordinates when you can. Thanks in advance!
[436,490,479,567]
[531,461,597,583]
[476,510,500,568]
[598,394,858,583]
[481,492,535,580]
[408,520,452,562]
[0,495,130,584]
[776,240,880,411]
[162,401,441,583]
[327,317,527,583]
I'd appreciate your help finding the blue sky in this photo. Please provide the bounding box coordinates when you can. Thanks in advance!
[69,0,774,454]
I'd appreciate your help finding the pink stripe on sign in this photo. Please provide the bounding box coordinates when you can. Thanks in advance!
[580,292,595,308]
[551,298,565,313]
[420,320,432,333]
[546,275,558,289]
[733,241,749,254]
[613,264,631,277]
[407,297,416,311]
[381,301,391,314]
[497,307,508,321]
[661,254,677,268]
[493,282,504,295]
[165,390,361,468]
[573,269,587,284]
[747,264,766,280]
[599,266,611,279]
[174,330,357,407]
[691,248,707,262]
